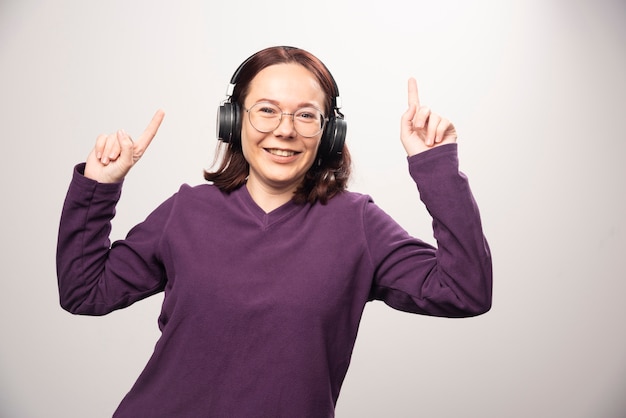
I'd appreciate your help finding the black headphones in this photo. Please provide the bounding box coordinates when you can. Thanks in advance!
[216,47,347,161]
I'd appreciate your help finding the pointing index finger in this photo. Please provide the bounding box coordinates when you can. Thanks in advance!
[408,77,420,108]
[135,109,166,151]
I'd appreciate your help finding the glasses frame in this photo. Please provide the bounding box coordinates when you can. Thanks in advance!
[244,101,328,138]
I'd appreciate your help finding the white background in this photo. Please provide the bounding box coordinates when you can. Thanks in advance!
[1,1,625,417]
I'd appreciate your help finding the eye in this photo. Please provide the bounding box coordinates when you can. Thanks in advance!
[258,106,278,115]
[250,102,281,119]
[295,108,321,122]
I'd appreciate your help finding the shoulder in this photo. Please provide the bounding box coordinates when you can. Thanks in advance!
[176,183,224,199]
[318,190,376,224]
[164,183,234,211]
[174,182,244,203]
[326,189,373,209]
[328,190,401,230]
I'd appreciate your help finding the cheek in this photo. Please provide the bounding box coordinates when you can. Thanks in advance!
[310,137,323,155]
[301,138,322,168]
[240,122,259,149]
[239,126,254,162]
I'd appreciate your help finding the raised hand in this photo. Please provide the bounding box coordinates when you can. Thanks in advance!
[400,78,457,156]
[84,109,165,183]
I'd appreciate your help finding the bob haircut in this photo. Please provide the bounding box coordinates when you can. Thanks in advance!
[204,46,351,205]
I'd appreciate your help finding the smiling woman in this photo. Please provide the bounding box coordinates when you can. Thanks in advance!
[239,63,329,212]
[56,45,492,418]
[208,46,351,208]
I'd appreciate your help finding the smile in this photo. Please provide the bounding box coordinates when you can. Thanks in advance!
[266,148,298,157]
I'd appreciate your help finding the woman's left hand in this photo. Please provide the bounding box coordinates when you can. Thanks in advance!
[400,78,457,156]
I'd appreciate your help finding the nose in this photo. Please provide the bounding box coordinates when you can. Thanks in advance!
[273,113,297,137]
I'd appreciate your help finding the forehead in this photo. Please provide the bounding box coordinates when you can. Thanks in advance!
[246,63,326,107]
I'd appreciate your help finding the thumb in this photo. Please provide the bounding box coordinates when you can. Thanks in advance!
[117,129,136,168]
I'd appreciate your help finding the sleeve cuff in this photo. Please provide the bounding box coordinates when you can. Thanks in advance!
[69,163,124,197]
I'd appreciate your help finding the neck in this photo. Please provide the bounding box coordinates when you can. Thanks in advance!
[245,179,297,213]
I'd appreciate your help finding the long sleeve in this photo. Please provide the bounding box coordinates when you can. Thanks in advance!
[56,164,168,316]
[366,144,492,317]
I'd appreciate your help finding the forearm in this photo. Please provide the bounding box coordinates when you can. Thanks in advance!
[56,164,165,315]
[409,144,492,316]
[56,164,124,314]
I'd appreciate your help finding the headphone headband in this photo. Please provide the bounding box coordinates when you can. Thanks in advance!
[226,46,342,111]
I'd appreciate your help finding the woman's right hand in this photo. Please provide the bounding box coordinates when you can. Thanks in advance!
[84,109,165,183]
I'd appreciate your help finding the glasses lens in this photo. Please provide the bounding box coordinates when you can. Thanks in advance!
[248,102,281,133]
[293,107,325,137]
[248,102,325,137]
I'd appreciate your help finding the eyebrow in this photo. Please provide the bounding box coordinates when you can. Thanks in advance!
[252,98,324,111]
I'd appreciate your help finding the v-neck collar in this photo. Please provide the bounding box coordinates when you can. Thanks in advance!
[232,185,304,230]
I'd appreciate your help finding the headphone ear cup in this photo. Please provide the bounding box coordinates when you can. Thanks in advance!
[321,116,347,160]
[216,102,241,143]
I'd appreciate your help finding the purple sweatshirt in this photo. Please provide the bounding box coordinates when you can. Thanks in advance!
[57,144,492,417]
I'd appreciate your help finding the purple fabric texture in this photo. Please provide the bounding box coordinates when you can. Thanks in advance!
[57,144,492,417]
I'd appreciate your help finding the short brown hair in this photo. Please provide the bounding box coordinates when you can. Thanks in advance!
[204,46,351,205]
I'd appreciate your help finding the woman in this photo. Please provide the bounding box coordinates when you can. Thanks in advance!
[57,46,492,417]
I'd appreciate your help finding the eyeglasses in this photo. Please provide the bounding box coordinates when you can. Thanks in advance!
[244,102,327,138]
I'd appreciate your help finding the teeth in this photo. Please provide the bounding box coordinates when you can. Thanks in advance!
[268,149,296,157]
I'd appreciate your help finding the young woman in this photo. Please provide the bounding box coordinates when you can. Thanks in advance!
[57,46,492,417]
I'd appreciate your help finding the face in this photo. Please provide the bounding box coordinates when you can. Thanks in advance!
[241,63,326,197]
